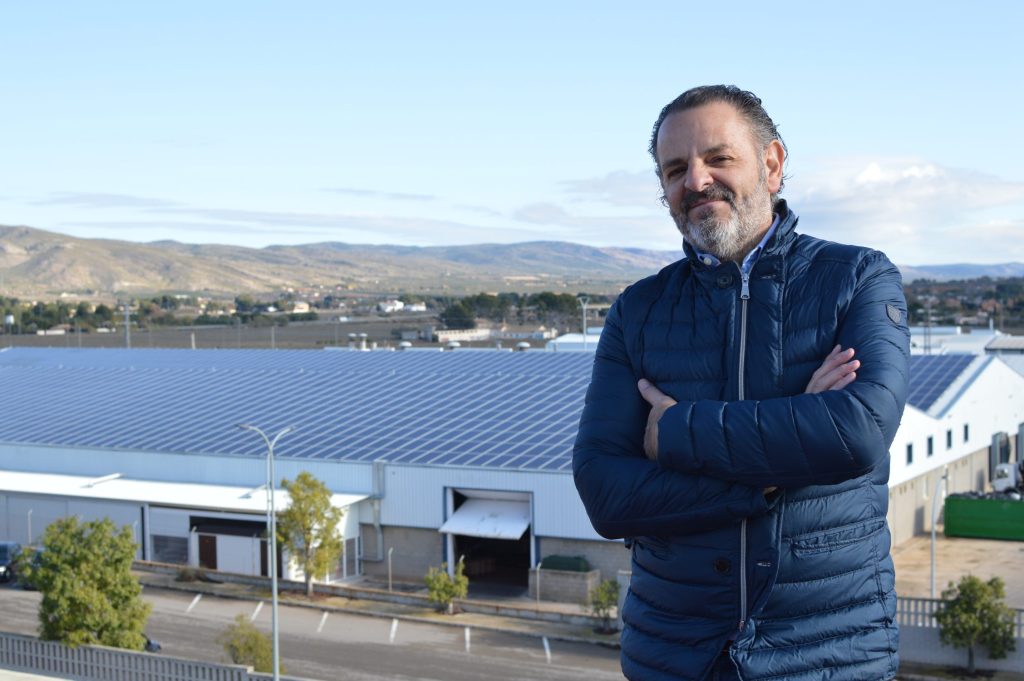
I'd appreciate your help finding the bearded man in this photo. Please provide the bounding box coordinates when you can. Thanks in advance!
[573,85,910,681]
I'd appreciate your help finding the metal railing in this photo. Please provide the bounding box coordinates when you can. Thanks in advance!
[0,631,310,681]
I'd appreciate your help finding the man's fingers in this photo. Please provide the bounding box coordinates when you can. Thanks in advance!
[828,371,857,391]
[638,378,672,406]
[805,346,858,394]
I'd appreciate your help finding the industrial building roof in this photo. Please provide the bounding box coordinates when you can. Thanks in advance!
[906,354,979,411]
[0,469,367,514]
[0,347,593,472]
[0,347,982,470]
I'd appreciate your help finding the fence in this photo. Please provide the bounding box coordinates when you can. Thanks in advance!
[896,595,1024,637]
[0,631,311,681]
[897,596,1024,672]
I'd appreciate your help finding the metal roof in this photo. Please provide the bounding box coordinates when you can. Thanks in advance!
[0,469,367,513]
[0,347,593,472]
[0,347,984,470]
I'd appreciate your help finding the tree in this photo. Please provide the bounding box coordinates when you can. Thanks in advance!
[277,471,344,597]
[218,614,281,673]
[439,301,476,329]
[423,559,469,614]
[16,516,151,649]
[588,579,620,633]
[934,575,1016,674]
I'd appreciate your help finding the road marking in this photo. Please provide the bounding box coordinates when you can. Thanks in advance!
[317,611,328,633]
[464,626,471,653]
[543,636,552,664]
[185,594,202,613]
[389,618,398,644]
[250,601,264,622]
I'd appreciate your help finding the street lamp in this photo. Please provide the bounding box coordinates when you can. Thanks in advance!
[237,423,293,681]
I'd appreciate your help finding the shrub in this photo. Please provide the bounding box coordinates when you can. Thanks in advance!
[218,614,283,674]
[589,579,620,633]
[424,559,469,614]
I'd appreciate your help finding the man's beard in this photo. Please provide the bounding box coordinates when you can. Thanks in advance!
[673,174,772,263]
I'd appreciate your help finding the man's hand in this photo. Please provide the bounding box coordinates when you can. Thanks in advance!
[637,379,676,461]
[805,345,859,394]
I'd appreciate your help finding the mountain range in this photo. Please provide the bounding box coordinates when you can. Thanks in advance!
[1,224,1021,299]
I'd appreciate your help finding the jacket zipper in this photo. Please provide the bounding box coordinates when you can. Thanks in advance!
[737,268,750,635]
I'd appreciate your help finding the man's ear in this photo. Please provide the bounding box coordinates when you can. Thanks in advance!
[763,139,785,194]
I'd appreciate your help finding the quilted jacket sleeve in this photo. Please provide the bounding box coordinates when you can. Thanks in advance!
[656,251,910,488]
[573,297,775,540]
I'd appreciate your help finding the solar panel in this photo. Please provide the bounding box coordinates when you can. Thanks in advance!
[906,354,976,411]
[0,348,594,472]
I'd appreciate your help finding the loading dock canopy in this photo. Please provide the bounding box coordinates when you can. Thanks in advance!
[439,499,530,540]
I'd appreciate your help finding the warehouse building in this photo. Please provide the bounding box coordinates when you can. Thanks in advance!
[0,346,1021,589]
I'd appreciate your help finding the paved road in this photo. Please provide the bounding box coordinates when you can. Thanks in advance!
[0,585,624,681]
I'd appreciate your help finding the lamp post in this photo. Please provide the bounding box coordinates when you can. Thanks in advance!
[237,424,293,681]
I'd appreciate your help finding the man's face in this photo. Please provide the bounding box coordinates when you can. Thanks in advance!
[655,101,783,263]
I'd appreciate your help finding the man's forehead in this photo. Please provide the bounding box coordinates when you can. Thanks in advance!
[656,102,755,155]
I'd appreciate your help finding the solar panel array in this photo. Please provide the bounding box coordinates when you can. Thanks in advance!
[906,354,976,411]
[0,348,595,472]
[0,348,981,471]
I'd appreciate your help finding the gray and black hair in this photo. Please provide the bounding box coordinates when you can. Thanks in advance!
[649,84,788,194]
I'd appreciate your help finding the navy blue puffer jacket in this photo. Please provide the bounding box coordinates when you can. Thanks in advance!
[573,202,910,681]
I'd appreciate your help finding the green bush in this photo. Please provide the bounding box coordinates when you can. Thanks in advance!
[539,555,591,572]
[589,579,620,633]
[424,559,469,614]
[218,614,283,674]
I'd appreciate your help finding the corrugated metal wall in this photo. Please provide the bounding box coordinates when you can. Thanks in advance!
[380,465,602,541]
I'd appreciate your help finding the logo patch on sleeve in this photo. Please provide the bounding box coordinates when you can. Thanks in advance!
[886,304,902,324]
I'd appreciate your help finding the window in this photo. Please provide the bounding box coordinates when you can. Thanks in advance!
[927,436,934,457]
[946,429,953,449]
[963,423,970,443]
[906,443,913,465]
[151,535,189,564]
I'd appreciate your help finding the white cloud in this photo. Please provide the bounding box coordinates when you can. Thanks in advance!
[561,170,663,209]
[323,187,437,202]
[783,157,1024,264]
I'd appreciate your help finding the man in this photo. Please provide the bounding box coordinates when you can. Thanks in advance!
[573,85,910,681]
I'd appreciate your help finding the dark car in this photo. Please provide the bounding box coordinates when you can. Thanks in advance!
[0,541,21,583]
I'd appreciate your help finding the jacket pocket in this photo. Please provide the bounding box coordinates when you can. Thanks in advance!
[633,535,671,561]
[789,518,885,556]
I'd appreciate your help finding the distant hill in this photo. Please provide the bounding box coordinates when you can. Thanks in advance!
[1,224,1019,298]
[0,225,681,297]
[897,263,1024,282]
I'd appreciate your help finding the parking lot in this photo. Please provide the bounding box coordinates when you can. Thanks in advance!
[892,533,1024,606]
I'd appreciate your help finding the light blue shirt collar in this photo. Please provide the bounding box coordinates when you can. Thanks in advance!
[694,213,780,274]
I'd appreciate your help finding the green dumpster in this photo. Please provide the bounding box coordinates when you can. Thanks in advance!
[944,495,1024,541]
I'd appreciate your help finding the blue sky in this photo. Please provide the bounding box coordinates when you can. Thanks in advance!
[2,1,1022,264]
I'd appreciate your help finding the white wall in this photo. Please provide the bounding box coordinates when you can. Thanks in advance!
[216,535,261,575]
[890,359,1024,487]
[381,465,601,541]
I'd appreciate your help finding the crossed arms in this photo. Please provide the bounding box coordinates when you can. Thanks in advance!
[572,255,909,539]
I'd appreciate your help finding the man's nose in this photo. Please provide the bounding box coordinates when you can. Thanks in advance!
[683,163,712,193]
